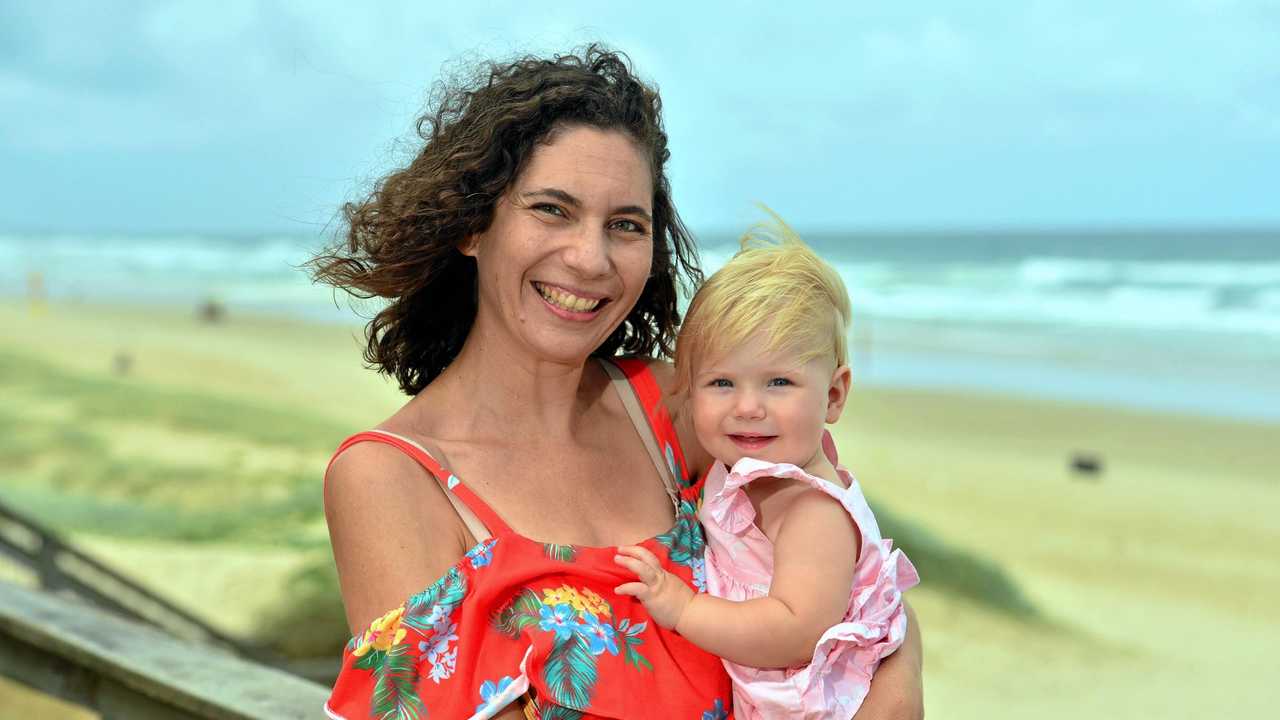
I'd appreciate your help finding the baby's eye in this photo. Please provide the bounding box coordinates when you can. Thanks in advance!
[708,378,733,388]
[767,377,792,387]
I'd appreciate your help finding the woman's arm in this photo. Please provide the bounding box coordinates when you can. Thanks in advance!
[325,441,473,634]
[326,442,529,720]
[617,485,858,667]
[854,602,924,720]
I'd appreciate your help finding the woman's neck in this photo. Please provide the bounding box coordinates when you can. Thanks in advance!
[425,327,606,444]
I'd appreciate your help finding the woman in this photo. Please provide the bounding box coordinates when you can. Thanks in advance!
[312,46,923,719]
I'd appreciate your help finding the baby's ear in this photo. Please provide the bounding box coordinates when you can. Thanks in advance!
[825,364,852,424]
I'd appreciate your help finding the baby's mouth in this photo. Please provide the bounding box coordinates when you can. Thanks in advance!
[728,434,777,450]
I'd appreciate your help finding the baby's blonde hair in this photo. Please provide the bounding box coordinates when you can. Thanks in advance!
[675,207,851,392]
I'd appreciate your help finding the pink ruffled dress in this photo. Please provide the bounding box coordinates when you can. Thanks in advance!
[698,432,919,719]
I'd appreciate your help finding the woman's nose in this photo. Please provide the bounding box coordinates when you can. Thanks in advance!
[563,225,611,277]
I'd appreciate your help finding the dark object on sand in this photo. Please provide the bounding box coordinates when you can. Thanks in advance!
[1070,452,1104,479]
[197,298,225,324]
[112,351,133,376]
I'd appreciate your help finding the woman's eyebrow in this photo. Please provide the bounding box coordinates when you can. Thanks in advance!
[522,187,651,221]
[613,204,652,222]
[523,187,580,207]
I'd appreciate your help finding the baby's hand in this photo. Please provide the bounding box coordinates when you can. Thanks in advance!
[613,545,694,630]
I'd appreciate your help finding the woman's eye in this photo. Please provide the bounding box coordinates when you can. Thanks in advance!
[534,203,565,217]
[767,377,792,387]
[609,218,648,235]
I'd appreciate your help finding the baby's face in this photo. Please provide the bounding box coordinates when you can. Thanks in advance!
[689,334,841,469]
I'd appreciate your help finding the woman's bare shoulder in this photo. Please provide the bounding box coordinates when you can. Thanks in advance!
[324,439,470,634]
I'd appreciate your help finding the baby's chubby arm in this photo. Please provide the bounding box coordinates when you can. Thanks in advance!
[616,486,859,668]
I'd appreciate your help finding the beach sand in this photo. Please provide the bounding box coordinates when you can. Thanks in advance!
[2,300,1276,717]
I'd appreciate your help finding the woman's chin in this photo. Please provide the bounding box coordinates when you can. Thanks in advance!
[521,326,616,366]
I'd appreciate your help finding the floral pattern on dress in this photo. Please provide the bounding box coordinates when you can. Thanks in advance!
[701,697,729,720]
[344,566,469,718]
[493,584,653,711]
[543,542,578,563]
[689,555,708,593]
[665,444,693,488]
[655,498,706,574]
[474,675,516,715]
[466,537,499,569]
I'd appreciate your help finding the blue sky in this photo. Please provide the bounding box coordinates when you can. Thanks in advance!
[2,0,1278,235]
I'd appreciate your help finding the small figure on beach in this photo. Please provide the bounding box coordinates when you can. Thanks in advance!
[197,298,225,324]
[27,270,46,315]
[1070,451,1104,479]
[112,350,133,376]
[616,214,918,719]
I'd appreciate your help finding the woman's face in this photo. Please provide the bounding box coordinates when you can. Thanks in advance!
[463,125,655,366]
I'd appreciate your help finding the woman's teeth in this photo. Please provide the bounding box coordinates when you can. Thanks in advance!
[536,283,602,312]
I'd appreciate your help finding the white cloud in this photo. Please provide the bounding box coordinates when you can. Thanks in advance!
[1,0,1277,231]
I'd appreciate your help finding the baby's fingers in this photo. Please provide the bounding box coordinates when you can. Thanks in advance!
[613,553,659,584]
[615,544,663,569]
[614,581,649,598]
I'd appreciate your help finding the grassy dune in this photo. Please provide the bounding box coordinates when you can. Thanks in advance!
[836,382,1280,717]
[2,299,1276,717]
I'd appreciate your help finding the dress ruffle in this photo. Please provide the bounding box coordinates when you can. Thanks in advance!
[698,444,919,720]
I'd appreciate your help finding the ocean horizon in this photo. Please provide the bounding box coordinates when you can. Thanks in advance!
[5,228,1278,423]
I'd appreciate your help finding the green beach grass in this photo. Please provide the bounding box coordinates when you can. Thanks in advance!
[2,299,1277,717]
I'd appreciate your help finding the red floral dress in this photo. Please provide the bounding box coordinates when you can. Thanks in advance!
[324,358,733,720]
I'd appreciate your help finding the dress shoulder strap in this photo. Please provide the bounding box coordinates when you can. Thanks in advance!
[326,430,512,539]
[602,359,680,511]
[607,358,693,488]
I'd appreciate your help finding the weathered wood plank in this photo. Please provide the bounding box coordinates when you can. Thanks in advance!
[0,499,262,656]
[0,581,329,719]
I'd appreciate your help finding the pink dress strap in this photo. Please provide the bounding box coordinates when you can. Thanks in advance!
[326,430,514,537]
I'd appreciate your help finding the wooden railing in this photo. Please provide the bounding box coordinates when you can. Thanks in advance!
[0,498,334,717]
[0,499,264,658]
[0,580,329,719]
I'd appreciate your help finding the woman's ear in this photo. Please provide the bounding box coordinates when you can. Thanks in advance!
[825,364,853,424]
[458,233,480,257]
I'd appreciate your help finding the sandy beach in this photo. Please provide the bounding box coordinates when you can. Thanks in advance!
[2,299,1276,718]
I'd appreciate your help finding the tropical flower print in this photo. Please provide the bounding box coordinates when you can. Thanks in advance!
[656,498,706,572]
[466,537,499,569]
[475,675,517,714]
[701,697,729,720]
[690,555,708,593]
[539,603,581,641]
[543,584,611,618]
[351,605,407,657]
[493,585,654,711]
[419,613,460,683]
[344,566,469,718]
[427,646,457,683]
[665,444,691,488]
[544,542,578,563]
[615,617,653,671]
[578,612,619,656]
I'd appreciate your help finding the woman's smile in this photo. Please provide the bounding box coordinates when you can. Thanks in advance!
[532,280,611,319]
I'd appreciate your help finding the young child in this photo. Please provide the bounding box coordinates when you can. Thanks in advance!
[615,213,919,719]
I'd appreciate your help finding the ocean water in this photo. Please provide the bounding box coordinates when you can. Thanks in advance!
[4,229,1278,422]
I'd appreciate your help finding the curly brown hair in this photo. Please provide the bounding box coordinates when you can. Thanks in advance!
[308,44,701,396]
